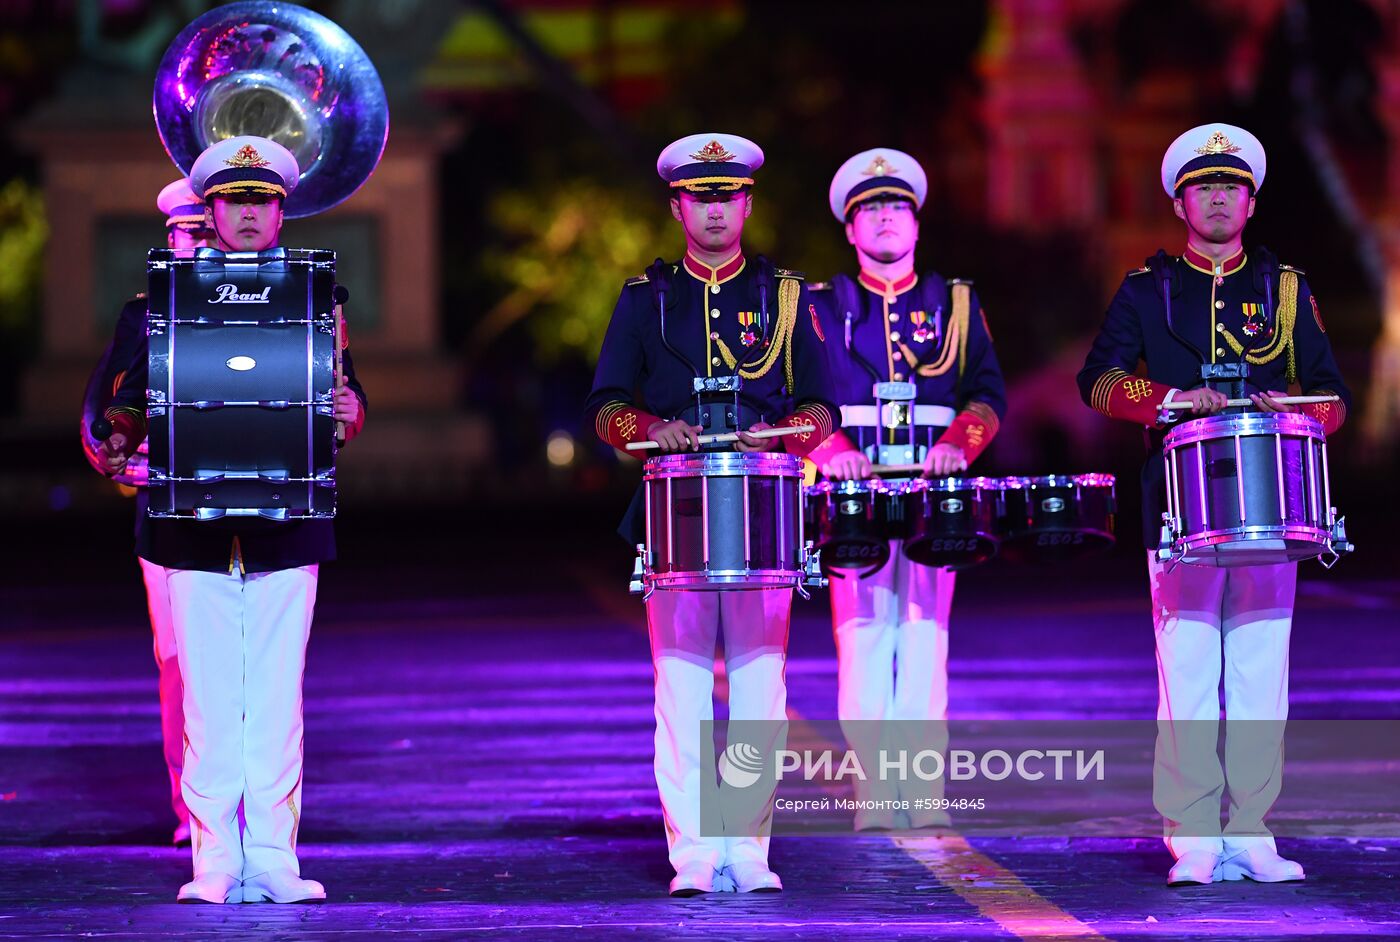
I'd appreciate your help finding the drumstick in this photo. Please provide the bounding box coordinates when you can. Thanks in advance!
[868,463,926,475]
[625,424,816,452]
[1161,393,1339,410]
[334,300,346,446]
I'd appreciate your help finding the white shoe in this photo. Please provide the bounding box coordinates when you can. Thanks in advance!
[1167,851,1222,886]
[172,820,192,847]
[242,869,327,903]
[177,872,241,904]
[668,863,718,897]
[907,810,954,830]
[1220,847,1305,883]
[726,861,783,893]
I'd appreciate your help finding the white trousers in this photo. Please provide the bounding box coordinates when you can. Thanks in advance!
[167,563,318,880]
[1147,552,1295,859]
[139,558,187,827]
[646,588,790,873]
[829,542,954,827]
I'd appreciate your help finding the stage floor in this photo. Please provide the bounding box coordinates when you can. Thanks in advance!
[2,508,1398,940]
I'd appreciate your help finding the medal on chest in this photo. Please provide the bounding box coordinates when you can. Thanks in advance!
[1241,302,1266,339]
[736,311,759,347]
[909,308,940,345]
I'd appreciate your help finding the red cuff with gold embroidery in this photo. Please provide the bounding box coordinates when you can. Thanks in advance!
[806,428,859,469]
[1300,390,1346,436]
[594,401,663,450]
[774,403,835,459]
[103,407,146,455]
[1087,369,1172,426]
[936,401,1001,464]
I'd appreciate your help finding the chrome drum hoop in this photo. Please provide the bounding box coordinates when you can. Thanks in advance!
[905,475,1000,493]
[1177,524,1332,550]
[1157,409,1350,568]
[643,450,803,481]
[992,471,1118,563]
[636,449,820,594]
[648,569,814,591]
[804,478,892,497]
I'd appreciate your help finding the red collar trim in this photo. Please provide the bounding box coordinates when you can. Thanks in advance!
[683,251,746,284]
[858,269,918,299]
[1183,244,1246,277]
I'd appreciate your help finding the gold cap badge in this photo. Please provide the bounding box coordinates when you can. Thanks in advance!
[690,140,736,163]
[1195,131,1242,156]
[862,154,898,177]
[224,144,271,169]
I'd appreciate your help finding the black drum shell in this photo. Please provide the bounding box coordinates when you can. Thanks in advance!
[807,481,893,574]
[903,478,999,570]
[641,451,806,589]
[145,249,337,520]
[996,475,1116,563]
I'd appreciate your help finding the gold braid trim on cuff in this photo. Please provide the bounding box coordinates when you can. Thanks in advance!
[1304,388,1346,426]
[594,402,623,441]
[1218,270,1298,383]
[962,400,1001,438]
[1089,368,1132,416]
[595,401,644,443]
[103,405,144,422]
[792,402,833,441]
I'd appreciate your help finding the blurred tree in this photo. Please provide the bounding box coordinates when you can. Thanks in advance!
[473,177,776,367]
[0,178,46,332]
[0,177,46,416]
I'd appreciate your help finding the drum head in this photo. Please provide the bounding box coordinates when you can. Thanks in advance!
[1176,532,1331,568]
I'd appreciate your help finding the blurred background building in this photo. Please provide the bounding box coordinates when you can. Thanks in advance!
[1,0,1396,550]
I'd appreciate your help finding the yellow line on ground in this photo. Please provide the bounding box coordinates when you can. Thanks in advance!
[576,568,1110,940]
[894,833,1107,940]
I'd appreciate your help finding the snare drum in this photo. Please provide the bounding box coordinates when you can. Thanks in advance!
[806,479,895,574]
[902,477,1000,569]
[996,474,1117,563]
[1159,411,1351,567]
[633,451,823,592]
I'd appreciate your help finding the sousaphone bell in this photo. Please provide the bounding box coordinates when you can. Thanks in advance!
[152,0,389,217]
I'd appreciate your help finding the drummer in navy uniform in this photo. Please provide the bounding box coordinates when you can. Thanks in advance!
[805,149,1006,829]
[80,178,217,848]
[1077,124,1349,886]
[96,136,366,904]
[585,133,837,896]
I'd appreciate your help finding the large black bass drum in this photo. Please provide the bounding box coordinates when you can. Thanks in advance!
[145,247,339,520]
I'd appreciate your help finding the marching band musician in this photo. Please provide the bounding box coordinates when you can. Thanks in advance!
[1077,124,1349,886]
[79,178,217,848]
[96,136,367,904]
[806,149,1007,829]
[585,133,838,896]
